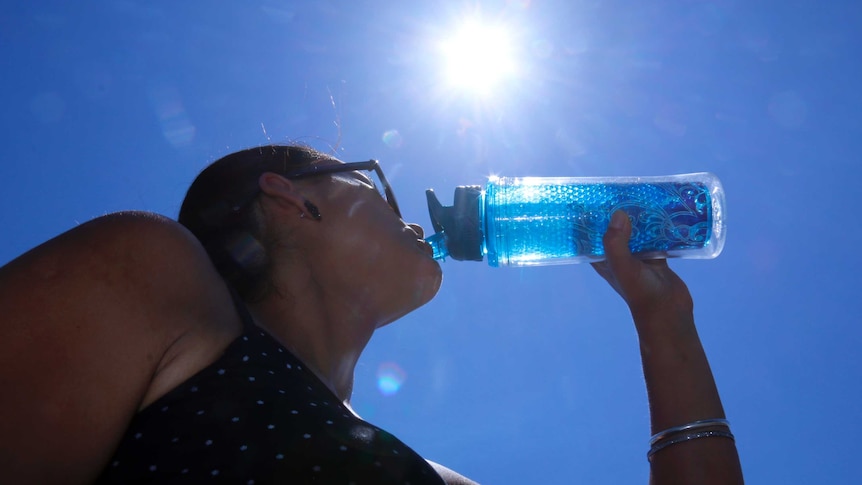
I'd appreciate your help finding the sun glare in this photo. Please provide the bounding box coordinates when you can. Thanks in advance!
[439,20,518,96]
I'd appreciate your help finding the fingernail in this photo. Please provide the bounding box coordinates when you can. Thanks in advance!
[610,211,626,229]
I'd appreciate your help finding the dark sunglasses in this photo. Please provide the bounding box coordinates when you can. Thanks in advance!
[282,160,401,218]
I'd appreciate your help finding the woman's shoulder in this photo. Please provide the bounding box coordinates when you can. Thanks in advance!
[0,209,244,401]
[4,210,198,262]
[0,211,241,484]
[46,210,208,264]
[2,210,220,295]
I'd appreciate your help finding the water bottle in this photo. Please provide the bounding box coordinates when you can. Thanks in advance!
[425,173,726,267]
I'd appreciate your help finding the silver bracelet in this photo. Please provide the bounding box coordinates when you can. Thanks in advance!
[647,429,736,462]
[649,418,731,446]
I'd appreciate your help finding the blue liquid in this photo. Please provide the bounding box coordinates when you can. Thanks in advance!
[483,179,715,267]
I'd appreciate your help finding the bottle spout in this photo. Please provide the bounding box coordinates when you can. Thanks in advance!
[425,189,450,260]
[425,186,484,262]
[426,232,450,260]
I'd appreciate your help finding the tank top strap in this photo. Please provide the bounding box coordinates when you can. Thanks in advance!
[227,286,258,333]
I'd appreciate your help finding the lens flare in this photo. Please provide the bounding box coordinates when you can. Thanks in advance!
[148,85,196,148]
[376,362,407,396]
[382,129,404,148]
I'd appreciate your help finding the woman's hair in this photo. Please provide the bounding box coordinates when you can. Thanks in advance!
[178,144,335,300]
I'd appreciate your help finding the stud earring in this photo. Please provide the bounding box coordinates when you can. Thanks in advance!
[304,200,322,221]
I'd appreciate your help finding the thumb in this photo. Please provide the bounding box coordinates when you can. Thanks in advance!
[602,210,638,289]
[603,210,633,263]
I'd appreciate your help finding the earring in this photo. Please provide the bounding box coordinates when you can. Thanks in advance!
[304,200,322,221]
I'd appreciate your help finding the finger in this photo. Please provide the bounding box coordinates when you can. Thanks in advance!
[642,258,670,270]
[601,211,638,296]
[591,260,624,296]
[590,260,615,285]
[590,260,612,280]
[603,211,634,267]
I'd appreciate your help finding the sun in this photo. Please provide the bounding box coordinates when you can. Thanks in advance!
[438,19,519,96]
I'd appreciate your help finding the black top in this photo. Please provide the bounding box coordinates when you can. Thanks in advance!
[95,298,444,485]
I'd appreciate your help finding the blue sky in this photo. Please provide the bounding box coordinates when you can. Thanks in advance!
[2,1,861,483]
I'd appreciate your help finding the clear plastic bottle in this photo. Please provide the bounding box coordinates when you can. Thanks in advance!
[425,173,726,267]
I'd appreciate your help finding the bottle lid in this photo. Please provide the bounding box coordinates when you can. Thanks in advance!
[425,186,484,261]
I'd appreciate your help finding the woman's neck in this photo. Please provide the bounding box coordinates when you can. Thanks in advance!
[247,285,376,402]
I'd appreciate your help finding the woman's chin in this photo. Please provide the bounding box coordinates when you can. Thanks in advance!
[417,259,443,305]
[405,249,443,304]
[376,261,442,328]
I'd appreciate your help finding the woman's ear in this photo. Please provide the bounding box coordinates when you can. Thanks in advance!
[258,172,306,214]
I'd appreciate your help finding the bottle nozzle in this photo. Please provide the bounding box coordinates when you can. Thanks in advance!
[425,186,484,262]
[426,233,449,260]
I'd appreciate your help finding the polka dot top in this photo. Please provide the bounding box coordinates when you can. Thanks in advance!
[94,298,445,484]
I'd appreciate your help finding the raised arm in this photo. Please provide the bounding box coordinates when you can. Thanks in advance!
[0,212,235,485]
[592,211,743,485]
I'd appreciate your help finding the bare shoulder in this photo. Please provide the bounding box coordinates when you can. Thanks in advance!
[0,211,238,484]
[1,211,232,324]
[2,211,210,282]
[6,210,215,275]
[428,460,481,485]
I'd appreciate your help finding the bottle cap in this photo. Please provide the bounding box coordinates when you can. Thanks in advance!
[425,186,484,261]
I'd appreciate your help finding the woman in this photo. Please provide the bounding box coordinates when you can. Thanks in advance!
[0,145,742,484]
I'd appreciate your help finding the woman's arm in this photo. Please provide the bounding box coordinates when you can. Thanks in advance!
[593,211,743,485]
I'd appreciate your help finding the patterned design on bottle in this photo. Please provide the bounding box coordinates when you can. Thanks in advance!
[484,178,714,266]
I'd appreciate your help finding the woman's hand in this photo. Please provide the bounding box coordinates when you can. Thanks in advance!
[591,210,693,328]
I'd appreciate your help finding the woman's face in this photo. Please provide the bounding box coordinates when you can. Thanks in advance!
[300,163,443,327]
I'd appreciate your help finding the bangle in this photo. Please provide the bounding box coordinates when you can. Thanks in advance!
[647,429,735,462]
[649,418,730,446]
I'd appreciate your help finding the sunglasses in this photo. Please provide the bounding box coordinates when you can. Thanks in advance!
[282,160,401,218]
